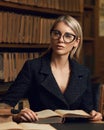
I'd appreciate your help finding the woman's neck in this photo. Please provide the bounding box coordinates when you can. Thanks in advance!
[51,53,70,70]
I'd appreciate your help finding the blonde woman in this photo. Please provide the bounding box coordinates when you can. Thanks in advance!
[1,15,102,122]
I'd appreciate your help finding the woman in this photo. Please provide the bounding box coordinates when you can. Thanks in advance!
[1,15,102,122]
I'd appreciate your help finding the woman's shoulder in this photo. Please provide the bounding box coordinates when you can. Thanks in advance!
[23,54,49,68]
[24,56,42,66]
[71,59,90,73]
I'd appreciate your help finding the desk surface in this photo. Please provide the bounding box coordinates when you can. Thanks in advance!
[52,123,104,130]
[0,116,104,130]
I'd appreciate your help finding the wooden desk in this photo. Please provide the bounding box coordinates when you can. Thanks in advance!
[0,116,12,123]
[0,119,104,130]
[52,122,104,130]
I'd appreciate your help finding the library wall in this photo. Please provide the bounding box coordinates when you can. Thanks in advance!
[1,0,103,93]
[82,0,96,78]
[0,0,84,94]
[94,0,104,83]
[94,36,104,83]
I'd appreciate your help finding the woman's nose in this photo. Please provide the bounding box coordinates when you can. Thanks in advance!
[59,35,64,42]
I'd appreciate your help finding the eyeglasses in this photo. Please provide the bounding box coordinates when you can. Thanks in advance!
[50,30,77,43]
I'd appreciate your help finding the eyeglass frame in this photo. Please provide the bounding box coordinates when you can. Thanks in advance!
[50,29,78,43]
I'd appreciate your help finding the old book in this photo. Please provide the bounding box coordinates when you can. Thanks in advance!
[0,108,11,116]
[35,109,91,123]
[0,108,12,123]
[0,11,3,42]
[2,12,8,42]
[0,121,56,130]
[0,53,3,81]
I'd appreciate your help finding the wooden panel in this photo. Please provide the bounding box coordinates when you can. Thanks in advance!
[99,84,104,116]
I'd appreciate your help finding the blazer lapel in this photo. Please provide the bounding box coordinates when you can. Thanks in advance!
[41,74,68,104]
[40,54,68,106]
[64,59,89,105]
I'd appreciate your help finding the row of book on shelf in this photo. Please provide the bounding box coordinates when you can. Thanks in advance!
[0,1,94,43]
[0,11,55,44]
[3,0,84,13]
[0,52,40,82]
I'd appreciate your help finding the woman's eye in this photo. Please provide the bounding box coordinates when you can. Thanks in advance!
[65,33,73,39]
[54,31,60,35]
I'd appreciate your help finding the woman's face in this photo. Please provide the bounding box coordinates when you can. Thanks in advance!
[50,21,79,56]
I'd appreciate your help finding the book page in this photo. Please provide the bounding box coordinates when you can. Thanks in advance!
[20,123,56,130]
[36,109,61,118]
[0,122,56,130]
[55,109,91,118]
[0,121,23,129]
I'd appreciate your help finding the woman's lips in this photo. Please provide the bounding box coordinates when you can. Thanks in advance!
[56,44,65,49]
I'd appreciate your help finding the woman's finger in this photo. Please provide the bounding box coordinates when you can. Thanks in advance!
[90,110,103,121]
[20,108,38,122]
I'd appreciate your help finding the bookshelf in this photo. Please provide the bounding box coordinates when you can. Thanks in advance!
[0,0,98,93]
[83,0,104,84]
[82,0,96,77]
[94,0,104,83]
[0,0,83,82]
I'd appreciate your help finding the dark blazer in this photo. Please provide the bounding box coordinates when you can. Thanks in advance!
[2,52,94,113]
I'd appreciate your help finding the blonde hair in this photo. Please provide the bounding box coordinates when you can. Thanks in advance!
[45,15,83,60]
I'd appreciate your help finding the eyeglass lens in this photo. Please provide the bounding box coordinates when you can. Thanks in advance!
[51,30,77,43]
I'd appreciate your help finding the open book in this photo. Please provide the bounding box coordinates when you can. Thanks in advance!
[35,109,91,123]
[0,121,56,130]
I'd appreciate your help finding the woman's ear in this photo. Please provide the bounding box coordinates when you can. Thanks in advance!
[73,38,80,48]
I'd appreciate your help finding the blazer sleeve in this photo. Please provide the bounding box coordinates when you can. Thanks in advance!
[0,60,32,107]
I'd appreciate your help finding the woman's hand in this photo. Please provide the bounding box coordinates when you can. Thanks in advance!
[12,108,38,123]
[90,110,103,121]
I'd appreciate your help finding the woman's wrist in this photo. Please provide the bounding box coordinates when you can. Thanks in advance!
[12,114,21,123]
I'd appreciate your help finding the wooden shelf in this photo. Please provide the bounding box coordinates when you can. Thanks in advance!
[0,43,49,48]
[0,1,82,52]
[0,0,97,83]
[84,5,95,10]
[0,1,81,17]
[0,43,49,52]
[84,37,95,42]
